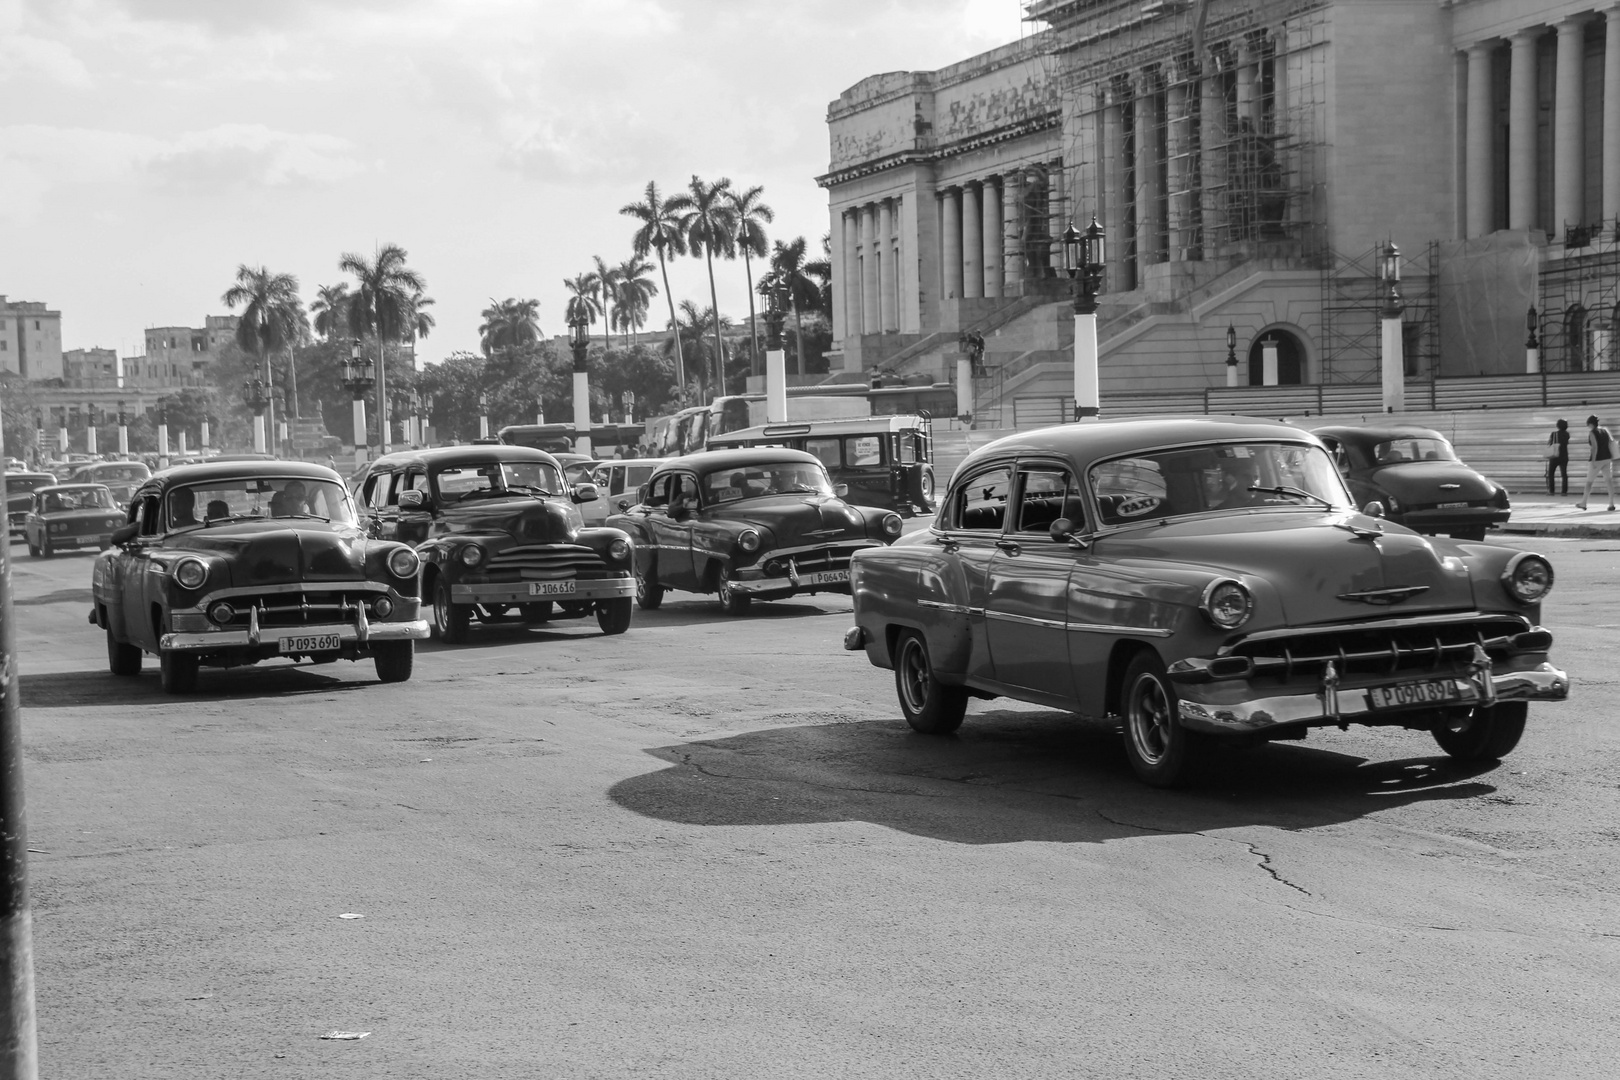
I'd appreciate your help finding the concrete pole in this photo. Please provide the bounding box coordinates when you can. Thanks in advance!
[85,424,97,457]
[1074,311,1100,419]
[1554,18,1586,234]
[117,425,128,455]
[252,414,267,455]
[956,354,974,425]
[55,428,67,457]
[177,432,187,457]
[199,419,210,454]
[1261,340,1279,386]
[1466,43,1495,237]
[351,397,367,468]
[157,423,169,469]
[1381,318,1406,412]
[479,414,490,440]
[766,349,788,423]
[1606,6,1620,219]
[1508,30,1539,231]
[572,371,592,458]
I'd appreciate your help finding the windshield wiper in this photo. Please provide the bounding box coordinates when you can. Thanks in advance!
[1249,484,1334,508]
[511,484,555,497]
[275,512,332,522]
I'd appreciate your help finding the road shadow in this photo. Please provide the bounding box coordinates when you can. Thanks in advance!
[634,599,849,629]
[10,587,93,607]
[20,663,376,708]
[608,709,1501,844]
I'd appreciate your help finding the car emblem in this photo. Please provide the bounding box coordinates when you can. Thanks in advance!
[1439,483,1461,490]
[1336,585,1430,605]
[804,528,841,538]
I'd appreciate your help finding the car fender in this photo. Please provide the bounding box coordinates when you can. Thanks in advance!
[852,541,973,678]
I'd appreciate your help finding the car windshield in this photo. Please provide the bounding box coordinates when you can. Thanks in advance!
[433,460,563,500]
[6,475,54,494]
[1371,437,1457,464]
[1089,442,1349,525]
[165,477,357,529]
[41,486,115,511]
[704,462,835,504]
[92,465,148,481]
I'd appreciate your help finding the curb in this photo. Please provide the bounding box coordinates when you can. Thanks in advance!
[1497,521,1620,539]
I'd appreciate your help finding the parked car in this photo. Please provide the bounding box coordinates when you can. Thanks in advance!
[608,448,904,615]
[5,471,58,536]
[352,445,635,642]
[583,457,661,525]
[24,484,125,556]
[1310,424,1510,541]
[69,460,152,506]
[553,453,597,484]
[89,460,428,693]
[844,416,1569,787]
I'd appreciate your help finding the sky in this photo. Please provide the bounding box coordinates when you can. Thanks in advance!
[4,0,1035,362]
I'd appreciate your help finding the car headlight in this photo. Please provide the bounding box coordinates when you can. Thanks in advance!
[607,537,631,561]
[1201,579,1253,630]
[738,529,762,553]
[388,547,420,579]
[459,544,485,567]
[881,513,903,537]
[174,558,208,590]
[49,523,65,534]
[1502,553,1554,604]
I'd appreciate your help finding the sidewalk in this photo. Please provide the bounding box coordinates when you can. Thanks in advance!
[1498,492,1620,538]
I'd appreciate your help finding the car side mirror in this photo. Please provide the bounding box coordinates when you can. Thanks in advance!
[616,499,632,512]
[1049,517,1090,549]
[398,489,428,510]
[572,482,599,504]
[1361,500,1385,518]
[834,483,849,497]
[110,522,139,546]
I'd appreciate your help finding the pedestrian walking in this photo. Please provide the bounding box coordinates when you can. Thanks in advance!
[1546,418,1570,495]
[1577,414,1616,511]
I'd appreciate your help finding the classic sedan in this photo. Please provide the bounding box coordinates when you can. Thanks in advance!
[69,460,152,506]
[608,448,904,615]
[89,461,429,693]
[1310,424,1510,541]
[844,416,1568,787]
[6,471,57,536]
[25,484,126,556]
[354,445,635,642]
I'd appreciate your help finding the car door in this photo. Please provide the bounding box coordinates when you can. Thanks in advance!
[985,462,1083,703]
[358,467,393,538]
[117,493,164,649]
[656,473,701,588]
[639,473,686,589]
[940,462,1013,683]
[395,468,433,546]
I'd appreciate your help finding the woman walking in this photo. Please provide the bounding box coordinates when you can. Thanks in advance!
[1546,418,1570,495]
[1577,414,1616,511]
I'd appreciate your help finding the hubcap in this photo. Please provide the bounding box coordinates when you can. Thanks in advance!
[899,640,928,711]
[1128,675,1173,764]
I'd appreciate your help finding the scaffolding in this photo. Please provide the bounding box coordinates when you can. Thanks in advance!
[1539,216,1620,372]
[1318,243,1440,385]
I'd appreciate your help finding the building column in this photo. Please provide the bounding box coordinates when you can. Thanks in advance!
[860,203,880,335]
[1465,43,1496,237]
[1199,54,1228,253]
[1166,69,1191,260]
[1048,158,1068,271]
[1554,16,1587,232]
[878,199,898,332]
[1605,6,1620,219]
[961,183,983,299]
[842,209,861,341]
[1002,171,1023,294]
[1102,81,1130,290]
[941,188,964,300]
[1235,37,1259,129]
[1133,70,1163,270]
[982,178,1003,298]
[1508,29,1541,231]
[830,206,849,342]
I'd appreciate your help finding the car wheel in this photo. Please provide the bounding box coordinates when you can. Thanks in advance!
[1432,701,1527,760]
[1121,651,1201,788]
[431,575,469,644]
[716,564,751,615]
[159,649,199,694]
[372,640,414,683]
[1449,526,1487,542]
[595,597,633,635]
[920,468,936,507]
[893,630,967,734]
[106,626,142,676]
[635,566,664,610]
[521,601,553,624]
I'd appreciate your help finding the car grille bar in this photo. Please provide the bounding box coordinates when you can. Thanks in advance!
[1233,615,1531,681]
[217,590,377,629]
[483,543,606,580]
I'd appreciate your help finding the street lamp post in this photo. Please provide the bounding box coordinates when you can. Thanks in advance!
[1526,305,1541,374]
[478,392,490,441]
[419,392,435,447]
[56,407,68,458]
[200,410,211,455]
[569,315,593,457]
[764,281,788,423]
[85,405,98,457]
[341,339,374,467]
[1063,215,1106,421]
[242,378,269,455]
[116,403,129,456]
[1226,324,1240,387]
[1379,240,1406,414]
[155,402,170,468]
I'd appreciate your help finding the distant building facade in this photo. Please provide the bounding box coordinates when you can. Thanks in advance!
[0,296,64,380]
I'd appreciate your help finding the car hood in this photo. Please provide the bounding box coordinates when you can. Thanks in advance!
[717,495,870,544]
[167,520,368,586]
[1104,513,1477,623]
[432,496,580,543]
[1360,462,1499,501]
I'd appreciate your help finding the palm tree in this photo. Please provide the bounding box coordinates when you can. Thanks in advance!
[728,184,774,373]
[621,181,694,393]
[612,256,658,348]
[807,233,834,316]
[563,273,601,330]
[339,243,427,452]
[222,265,304,423]
[589,255,619,354]
[478,298,541,357]
[310,283,350,342]
[663,300,729,398]
[767,236,825,375]
[673,175,737,392]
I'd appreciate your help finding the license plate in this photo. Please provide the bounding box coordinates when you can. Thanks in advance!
[1437,502,1469,509]
[528,581,575,596]
[805,570,850,585]
[1367,679,1462,710]
[280,633,341,653]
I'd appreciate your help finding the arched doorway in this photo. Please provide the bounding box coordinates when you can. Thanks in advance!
[1247,330,1306,385]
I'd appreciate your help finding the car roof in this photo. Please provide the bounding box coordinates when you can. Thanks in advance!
[136,460,344,495]
[1309,425,1449,444]
[593,458,663,468]
[960,415,1323,469]
[37,483,112,493]
[364,444,563,471]
[650,448,824,475]
[5,471,55,481]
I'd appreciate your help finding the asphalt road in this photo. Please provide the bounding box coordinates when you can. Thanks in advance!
[11,534,1620,1080]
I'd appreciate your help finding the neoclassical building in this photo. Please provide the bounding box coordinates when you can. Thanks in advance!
[819,0,1620,424]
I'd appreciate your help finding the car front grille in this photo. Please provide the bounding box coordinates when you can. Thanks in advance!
[1231,615,1531,682]
[483,543,609,580]
[766,544,869,574]
[216,590,380,629]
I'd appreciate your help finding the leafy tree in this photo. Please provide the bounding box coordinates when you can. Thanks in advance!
[807,233,834,316]
[478,298,542,357]
[671,175,737,392]
[310,283,350,341]
[620,180,695,394]
[728,184,774,372]
[0,375,41,461]
[221,264,306,418]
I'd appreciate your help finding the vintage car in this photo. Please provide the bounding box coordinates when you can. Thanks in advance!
[24,484,126,556]
[583,457,662,525]
[6,471,58,536]
[69,460,152,506]
[353,445,635,642]
[1310,424,1510,541]
[89,461,428,693]
[843,416,1569,787]
[607,448,904,615]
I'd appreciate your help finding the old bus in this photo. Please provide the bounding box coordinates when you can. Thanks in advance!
[705,413,935,516]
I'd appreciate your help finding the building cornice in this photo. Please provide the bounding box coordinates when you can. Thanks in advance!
[817,111,1063,189]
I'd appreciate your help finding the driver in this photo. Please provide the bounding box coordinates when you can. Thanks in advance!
[169,487,199,527]
[269,480,308,517]
[1213,456,1262,510]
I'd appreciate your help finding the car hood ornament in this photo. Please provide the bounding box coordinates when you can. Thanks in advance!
[1335,585,1430,605]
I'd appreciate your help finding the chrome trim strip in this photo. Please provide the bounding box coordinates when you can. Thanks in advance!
[1235,610,1531,645]
[917,599,971,614]
[760,540,884,559]
[984,609,1067,630]
[1068,621,1175,638]
[161,619,430,650]
[451,579,634,603]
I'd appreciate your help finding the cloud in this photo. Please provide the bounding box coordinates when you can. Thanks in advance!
[1,33,95,87]
[140,124,362,194]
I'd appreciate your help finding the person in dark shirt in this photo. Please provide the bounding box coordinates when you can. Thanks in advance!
[1546,418,1570,496]
[1577,415,1615,511]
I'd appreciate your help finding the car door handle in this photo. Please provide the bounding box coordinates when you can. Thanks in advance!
[996,540,1021,555]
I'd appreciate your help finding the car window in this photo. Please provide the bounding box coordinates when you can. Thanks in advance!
[625,465,654,491]
[360,471,390,510]
[646,474,671,508]
[432,460,561,501]
[135,495,161,535]
[952,466,1012,532]
[1091,443,1347,523]
[44,487,115,511]
[164,478,358,527]
[1014,467,1083,533]
[847,436,883,467]
[1373,437,1456,464]
[804,438,841,470]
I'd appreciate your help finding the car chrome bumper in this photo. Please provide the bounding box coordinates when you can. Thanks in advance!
[1175,654,1570,734]
[161,619,430,652]
[451,578,634,604]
